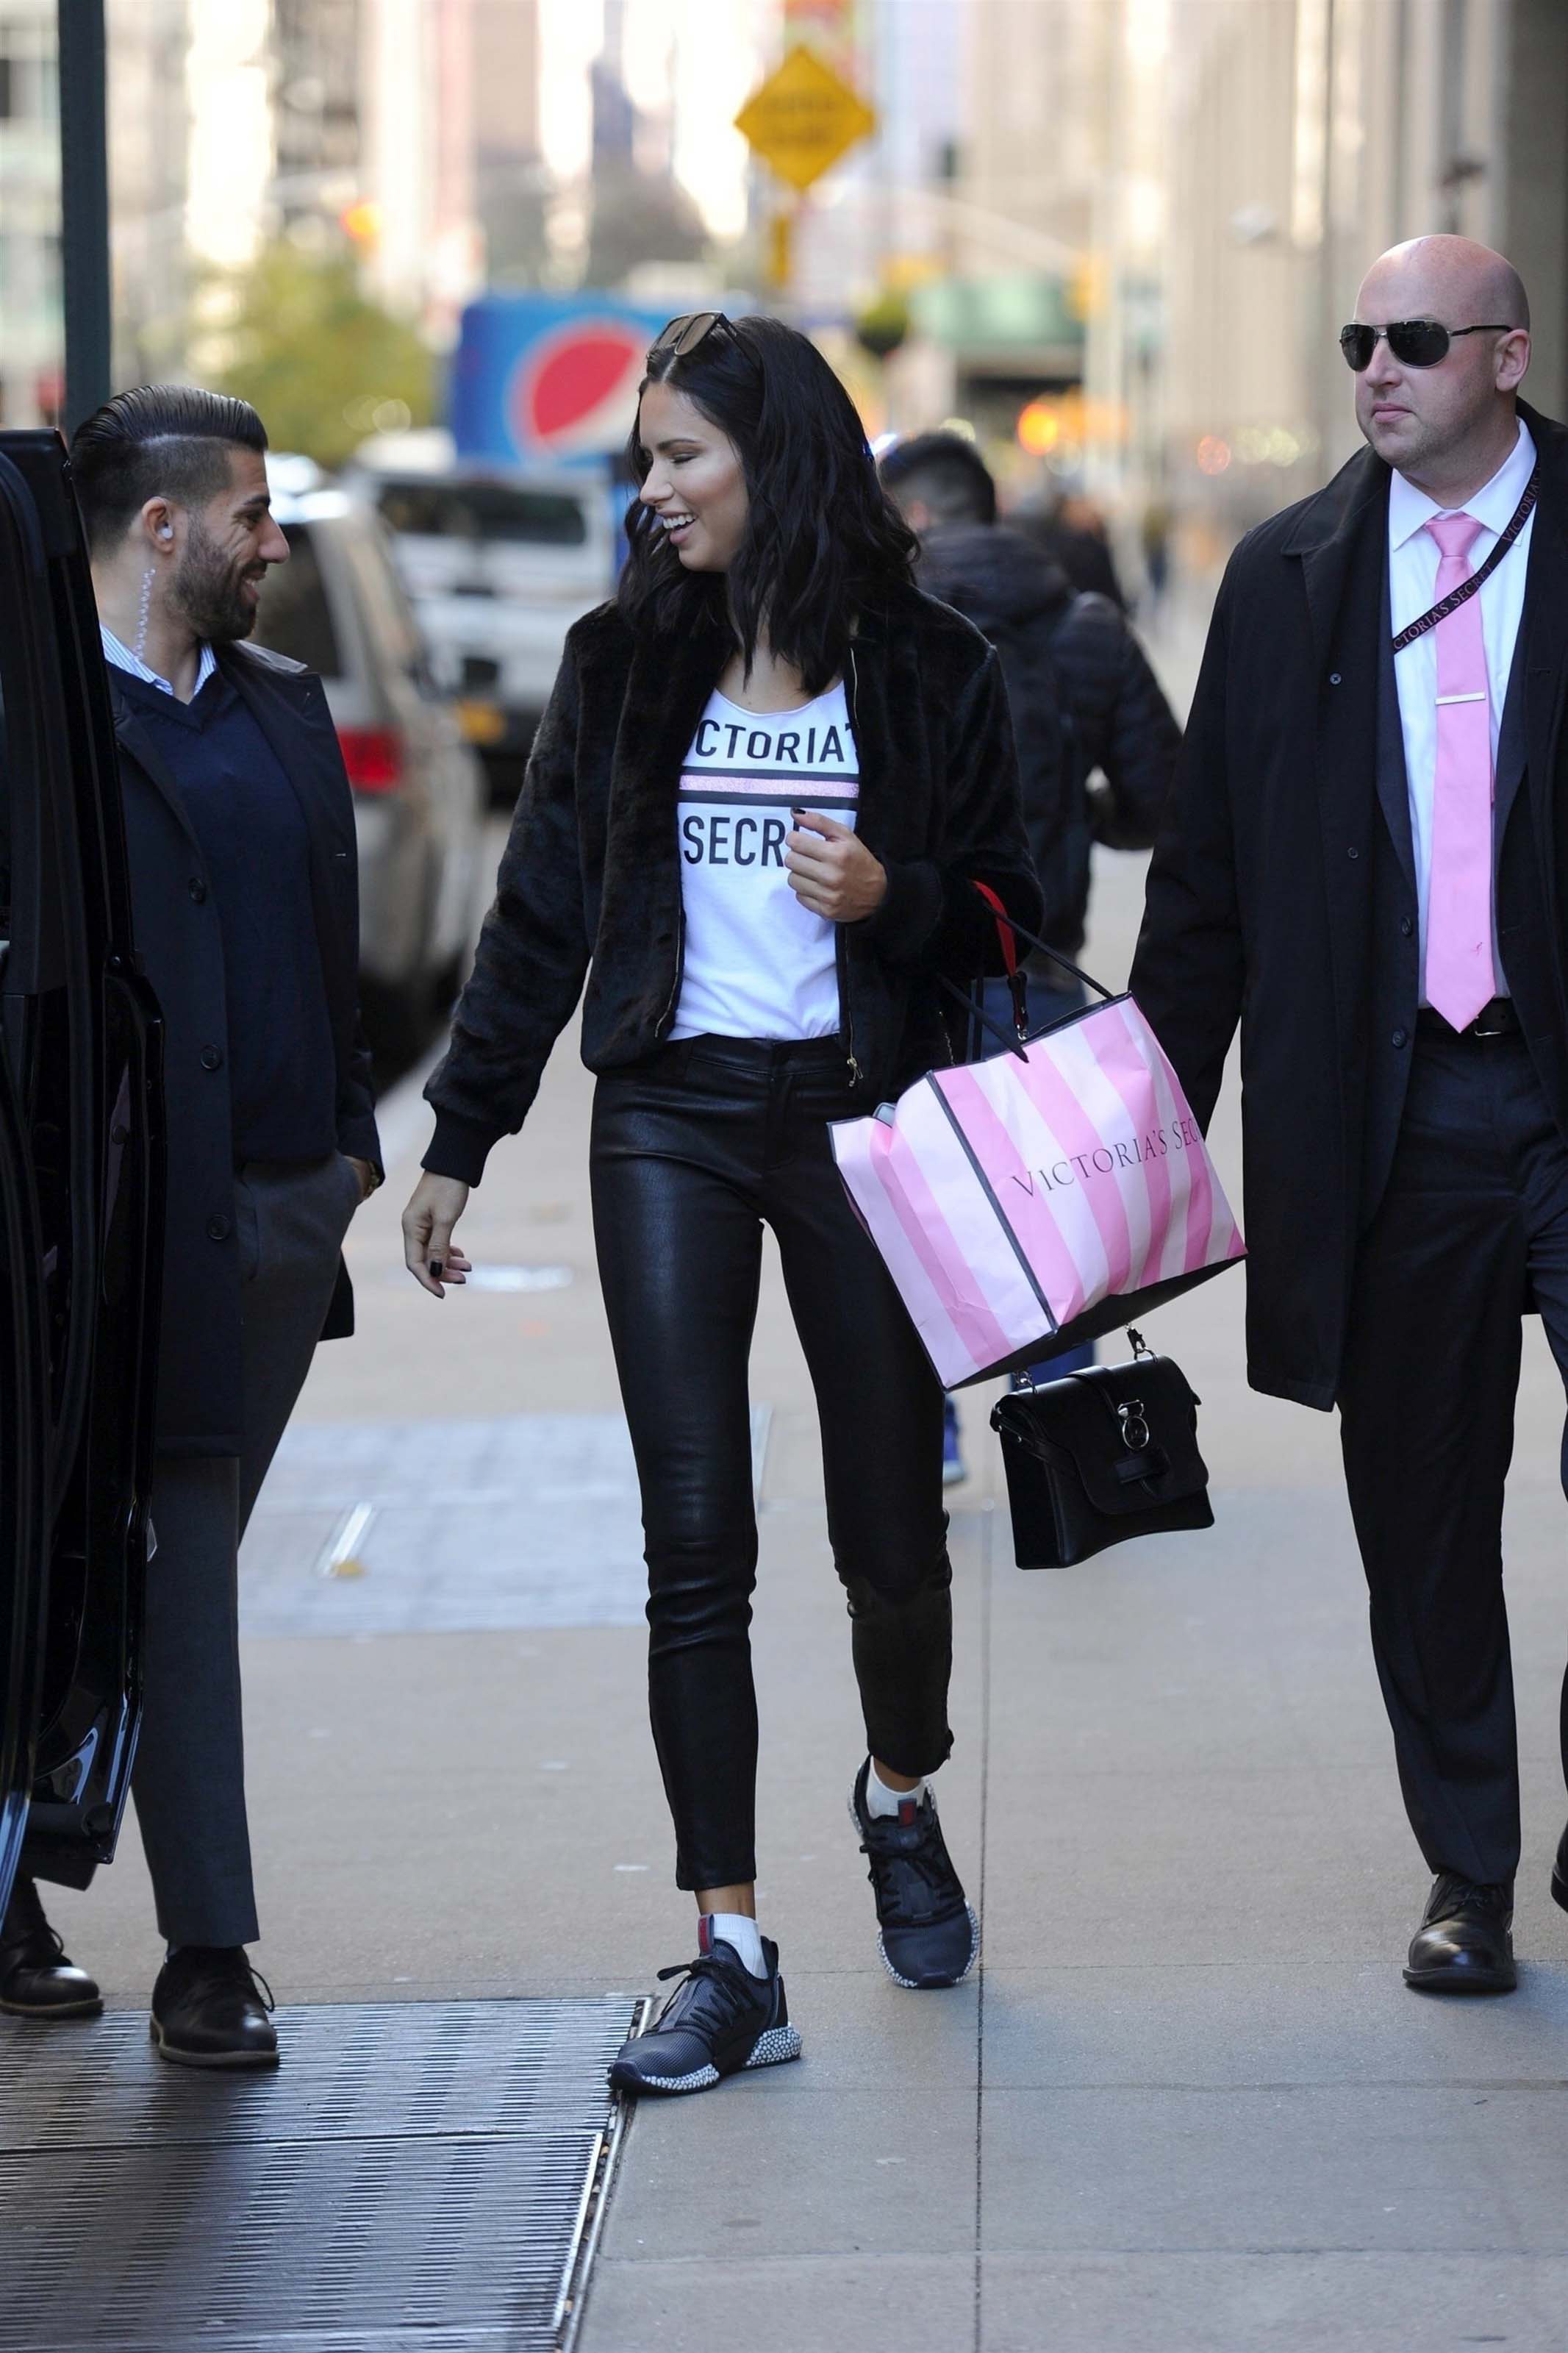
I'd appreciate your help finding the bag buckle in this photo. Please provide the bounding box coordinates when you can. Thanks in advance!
[1117,1399,1150,1452]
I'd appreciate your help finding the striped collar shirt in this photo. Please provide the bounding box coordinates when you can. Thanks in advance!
[99,623,218,700]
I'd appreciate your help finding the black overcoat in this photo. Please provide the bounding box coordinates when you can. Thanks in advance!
[110,640,382,1456]
[1129,398,1568,1411]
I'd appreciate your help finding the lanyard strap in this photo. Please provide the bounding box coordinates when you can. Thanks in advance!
[1390,462,1539,654]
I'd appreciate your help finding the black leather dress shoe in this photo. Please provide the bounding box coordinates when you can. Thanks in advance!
[1404,1872,1517,1993]
[151,1946,279,2068]
[1551,1825,1568,1914]
[0,1874,102,2018]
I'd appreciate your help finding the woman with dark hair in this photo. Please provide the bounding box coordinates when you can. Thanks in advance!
[402,313,1040,2097]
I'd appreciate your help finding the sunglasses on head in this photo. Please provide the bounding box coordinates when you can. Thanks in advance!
[647,311,732,365]
[1339,318,1517,371]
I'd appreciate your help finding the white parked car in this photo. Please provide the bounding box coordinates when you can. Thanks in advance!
[344,440,617,798]
[254,462,488,1063]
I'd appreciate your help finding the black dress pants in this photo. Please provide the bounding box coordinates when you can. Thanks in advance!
[1339,1022,1568,1885]
[130,1153,360,1947]
[591,1035,953,1892]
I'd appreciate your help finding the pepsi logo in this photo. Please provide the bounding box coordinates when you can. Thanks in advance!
[509,315,651,457]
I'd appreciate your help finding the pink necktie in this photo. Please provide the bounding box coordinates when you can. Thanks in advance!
[1422,510,1494,1029]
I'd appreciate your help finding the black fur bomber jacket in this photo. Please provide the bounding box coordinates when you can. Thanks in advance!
[423,584,1043,1185]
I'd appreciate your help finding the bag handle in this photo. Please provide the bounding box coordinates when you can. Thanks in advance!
[937,968,1029,1059]
[934,883,1120,1065]
[968,879,1117,1005]
[972,879,1029,1040]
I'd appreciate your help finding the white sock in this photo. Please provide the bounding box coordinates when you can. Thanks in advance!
[704,1910,767,1978]
[865,1760,928,1820]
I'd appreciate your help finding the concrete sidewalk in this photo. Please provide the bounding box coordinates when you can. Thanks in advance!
[570,846,1568,2352]
[48,602,1568,2351]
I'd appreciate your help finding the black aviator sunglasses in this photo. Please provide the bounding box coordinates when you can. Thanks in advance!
[1339,318,1519,371]
[647,311,734,365]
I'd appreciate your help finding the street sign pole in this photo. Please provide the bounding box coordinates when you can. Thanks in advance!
[58,0,112,434]
[766,206,798,296]
[737,46,876,314]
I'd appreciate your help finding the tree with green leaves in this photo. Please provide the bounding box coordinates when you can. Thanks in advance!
[207,243,434,471]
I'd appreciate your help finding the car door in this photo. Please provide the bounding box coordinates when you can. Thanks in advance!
[0,431,163,1924]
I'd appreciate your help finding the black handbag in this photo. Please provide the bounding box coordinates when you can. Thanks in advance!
[989,1330,1214,1569]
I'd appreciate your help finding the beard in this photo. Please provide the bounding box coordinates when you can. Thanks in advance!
[172,521,262,644]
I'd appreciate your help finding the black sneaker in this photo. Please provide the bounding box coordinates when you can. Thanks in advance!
[608,1920,802,2098]
[850,1760,980,1990]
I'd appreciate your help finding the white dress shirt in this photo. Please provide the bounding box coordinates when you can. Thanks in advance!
[1388,417,1536,999]
[100,622,218,699]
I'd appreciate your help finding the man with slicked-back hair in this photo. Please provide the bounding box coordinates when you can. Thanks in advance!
[1134,237,1568,1993]
[0,388,381,2065]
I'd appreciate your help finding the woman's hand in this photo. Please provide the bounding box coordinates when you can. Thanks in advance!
[346,1156,378,1205]
[785,811,888,923]
[402,1171,474,1298]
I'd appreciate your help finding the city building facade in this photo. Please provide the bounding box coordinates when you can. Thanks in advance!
[0,0,60,423]
[1156,0,1568,530]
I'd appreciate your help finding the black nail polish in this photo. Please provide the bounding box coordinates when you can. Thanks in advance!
[430,1258,443,1278]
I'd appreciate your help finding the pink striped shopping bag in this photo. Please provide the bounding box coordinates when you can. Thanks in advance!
[829,901,1244,1389]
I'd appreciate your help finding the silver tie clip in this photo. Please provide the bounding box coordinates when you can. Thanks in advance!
[1435,691,1487,704]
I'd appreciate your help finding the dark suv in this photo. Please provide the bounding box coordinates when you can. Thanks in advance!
[0,432,163,1924]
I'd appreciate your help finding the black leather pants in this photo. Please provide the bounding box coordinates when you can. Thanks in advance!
[591,1035,953,1891]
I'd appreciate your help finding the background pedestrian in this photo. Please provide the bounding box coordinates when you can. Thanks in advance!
[881,429,1182,1471]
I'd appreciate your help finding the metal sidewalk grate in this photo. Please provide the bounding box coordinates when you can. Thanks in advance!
[0,1996,642,2352]
[239,1410,771,1637]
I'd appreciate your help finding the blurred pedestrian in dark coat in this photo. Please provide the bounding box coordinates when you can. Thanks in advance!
[1012,486,1128,607]
[881,430,1181,1462]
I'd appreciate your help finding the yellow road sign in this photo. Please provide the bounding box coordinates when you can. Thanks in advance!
[735,45,877,194]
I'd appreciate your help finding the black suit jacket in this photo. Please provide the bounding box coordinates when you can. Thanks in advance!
[110,638,381,1455]
[1130,398,1568,1410]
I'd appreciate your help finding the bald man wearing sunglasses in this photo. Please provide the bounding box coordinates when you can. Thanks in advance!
[1131,234,1568,1994]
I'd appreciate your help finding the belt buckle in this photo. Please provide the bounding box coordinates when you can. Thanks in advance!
[1469,1002,1511,1039]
